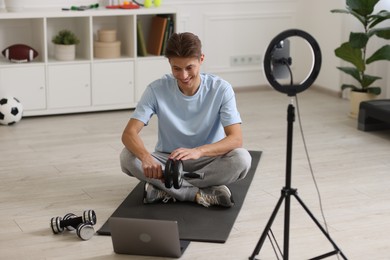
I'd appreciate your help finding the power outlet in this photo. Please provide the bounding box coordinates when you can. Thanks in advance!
[230,55,261,66]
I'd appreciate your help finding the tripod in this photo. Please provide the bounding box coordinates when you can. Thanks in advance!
[249,102,348,260]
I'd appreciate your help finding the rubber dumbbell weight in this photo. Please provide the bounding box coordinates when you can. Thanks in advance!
[50,210,97,240]
[75,221,95,241]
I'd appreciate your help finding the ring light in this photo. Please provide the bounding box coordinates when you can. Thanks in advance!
[250,29,348,260]
[263,29,322,96]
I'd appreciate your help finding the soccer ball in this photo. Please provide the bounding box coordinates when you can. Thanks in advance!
[0,97,24,125]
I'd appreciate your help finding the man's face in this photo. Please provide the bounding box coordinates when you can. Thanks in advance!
[169,55,204,95]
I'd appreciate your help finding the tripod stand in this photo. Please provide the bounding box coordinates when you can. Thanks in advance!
[249,102,347,260]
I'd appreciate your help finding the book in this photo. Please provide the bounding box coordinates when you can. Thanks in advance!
[147,15,168,56]
[158,14,174,55]
[137,20,148,57]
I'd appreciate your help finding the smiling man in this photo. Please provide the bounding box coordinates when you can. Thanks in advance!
[120,32,251,208]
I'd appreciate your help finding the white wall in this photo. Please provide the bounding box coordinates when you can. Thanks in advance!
[295,0,344,93]
[373,0,390,98]
[1,0,389,97]
[297,0,389,98]
[161,0,298,89]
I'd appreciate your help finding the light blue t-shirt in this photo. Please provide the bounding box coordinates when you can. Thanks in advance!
[132,73,241,153]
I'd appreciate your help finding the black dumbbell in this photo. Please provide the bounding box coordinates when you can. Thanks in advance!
[164,159,202,189]
[50,210,97,240]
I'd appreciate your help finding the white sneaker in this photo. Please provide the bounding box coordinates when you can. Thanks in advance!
[196,185,234,208]
[143,183,175,204]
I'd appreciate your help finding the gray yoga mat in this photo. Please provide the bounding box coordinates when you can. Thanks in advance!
[97,150,262,243]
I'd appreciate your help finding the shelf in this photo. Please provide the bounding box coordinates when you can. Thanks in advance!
[0,8,176,116]
[0,18,45,63]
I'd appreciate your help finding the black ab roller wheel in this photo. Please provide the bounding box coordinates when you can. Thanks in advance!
[164,159,184,189]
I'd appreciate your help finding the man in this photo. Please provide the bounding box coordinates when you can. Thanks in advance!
[120,32,251,208]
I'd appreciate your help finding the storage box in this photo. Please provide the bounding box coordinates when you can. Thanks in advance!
[94,41,121,58]
[98,29,117,42]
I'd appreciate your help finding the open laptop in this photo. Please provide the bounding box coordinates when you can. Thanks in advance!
[109,217,190,258]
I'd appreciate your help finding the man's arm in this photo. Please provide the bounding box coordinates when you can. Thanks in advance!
[121,118,163,179]
[170,123,243,160]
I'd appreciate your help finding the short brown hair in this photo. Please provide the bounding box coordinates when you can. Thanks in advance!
[164,32,202,59]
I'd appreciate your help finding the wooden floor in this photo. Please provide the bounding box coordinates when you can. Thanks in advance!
[1,87,389,260]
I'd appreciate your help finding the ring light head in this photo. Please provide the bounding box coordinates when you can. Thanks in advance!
[263,29,322,96]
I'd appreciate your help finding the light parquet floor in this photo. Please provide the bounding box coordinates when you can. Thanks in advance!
[1,87,389,260]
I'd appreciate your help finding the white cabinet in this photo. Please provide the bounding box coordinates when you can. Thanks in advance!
[92,61,135,107]
[0,8,176,116]
[0,65,46,111]
[47,64,91,109]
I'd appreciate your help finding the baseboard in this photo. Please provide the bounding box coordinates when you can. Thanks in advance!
[312,85,342,98]
[234,84,342,98]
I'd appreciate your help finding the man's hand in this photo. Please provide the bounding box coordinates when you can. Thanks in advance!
[169,147,202,161]
[169,124,243,160]
[122,119,164,180]
[142,156,163,180]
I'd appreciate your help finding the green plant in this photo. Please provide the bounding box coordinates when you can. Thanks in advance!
[52,30,80,45]
[331,0,390,95]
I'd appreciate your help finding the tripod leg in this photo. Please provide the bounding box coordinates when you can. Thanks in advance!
[283,191,292,260]
[249,194,286,260]
[293,193,348,260]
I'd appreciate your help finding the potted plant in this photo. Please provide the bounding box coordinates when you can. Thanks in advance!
[331,0,390,118]
[52,30,80,61]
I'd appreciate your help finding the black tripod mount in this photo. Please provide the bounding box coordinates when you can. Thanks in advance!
[249,101,348,260]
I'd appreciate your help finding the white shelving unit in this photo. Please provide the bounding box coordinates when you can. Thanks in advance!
[0,8,175,116]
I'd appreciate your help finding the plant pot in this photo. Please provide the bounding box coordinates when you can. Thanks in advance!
[54,44,76,61]
[349,91,376,119]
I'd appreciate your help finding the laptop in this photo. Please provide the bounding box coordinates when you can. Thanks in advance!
[109,217,190,258]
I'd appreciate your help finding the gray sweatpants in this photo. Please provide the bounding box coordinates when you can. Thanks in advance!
[120,148,252,202]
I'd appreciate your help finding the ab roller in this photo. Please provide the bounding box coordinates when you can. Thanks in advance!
[50,210,97,240]
[163,159,202,189]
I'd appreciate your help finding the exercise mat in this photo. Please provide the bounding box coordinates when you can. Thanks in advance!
[98,150,262,243]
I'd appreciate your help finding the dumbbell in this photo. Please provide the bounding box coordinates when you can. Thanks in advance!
[163,159,202,189]
[50,210,97,240]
